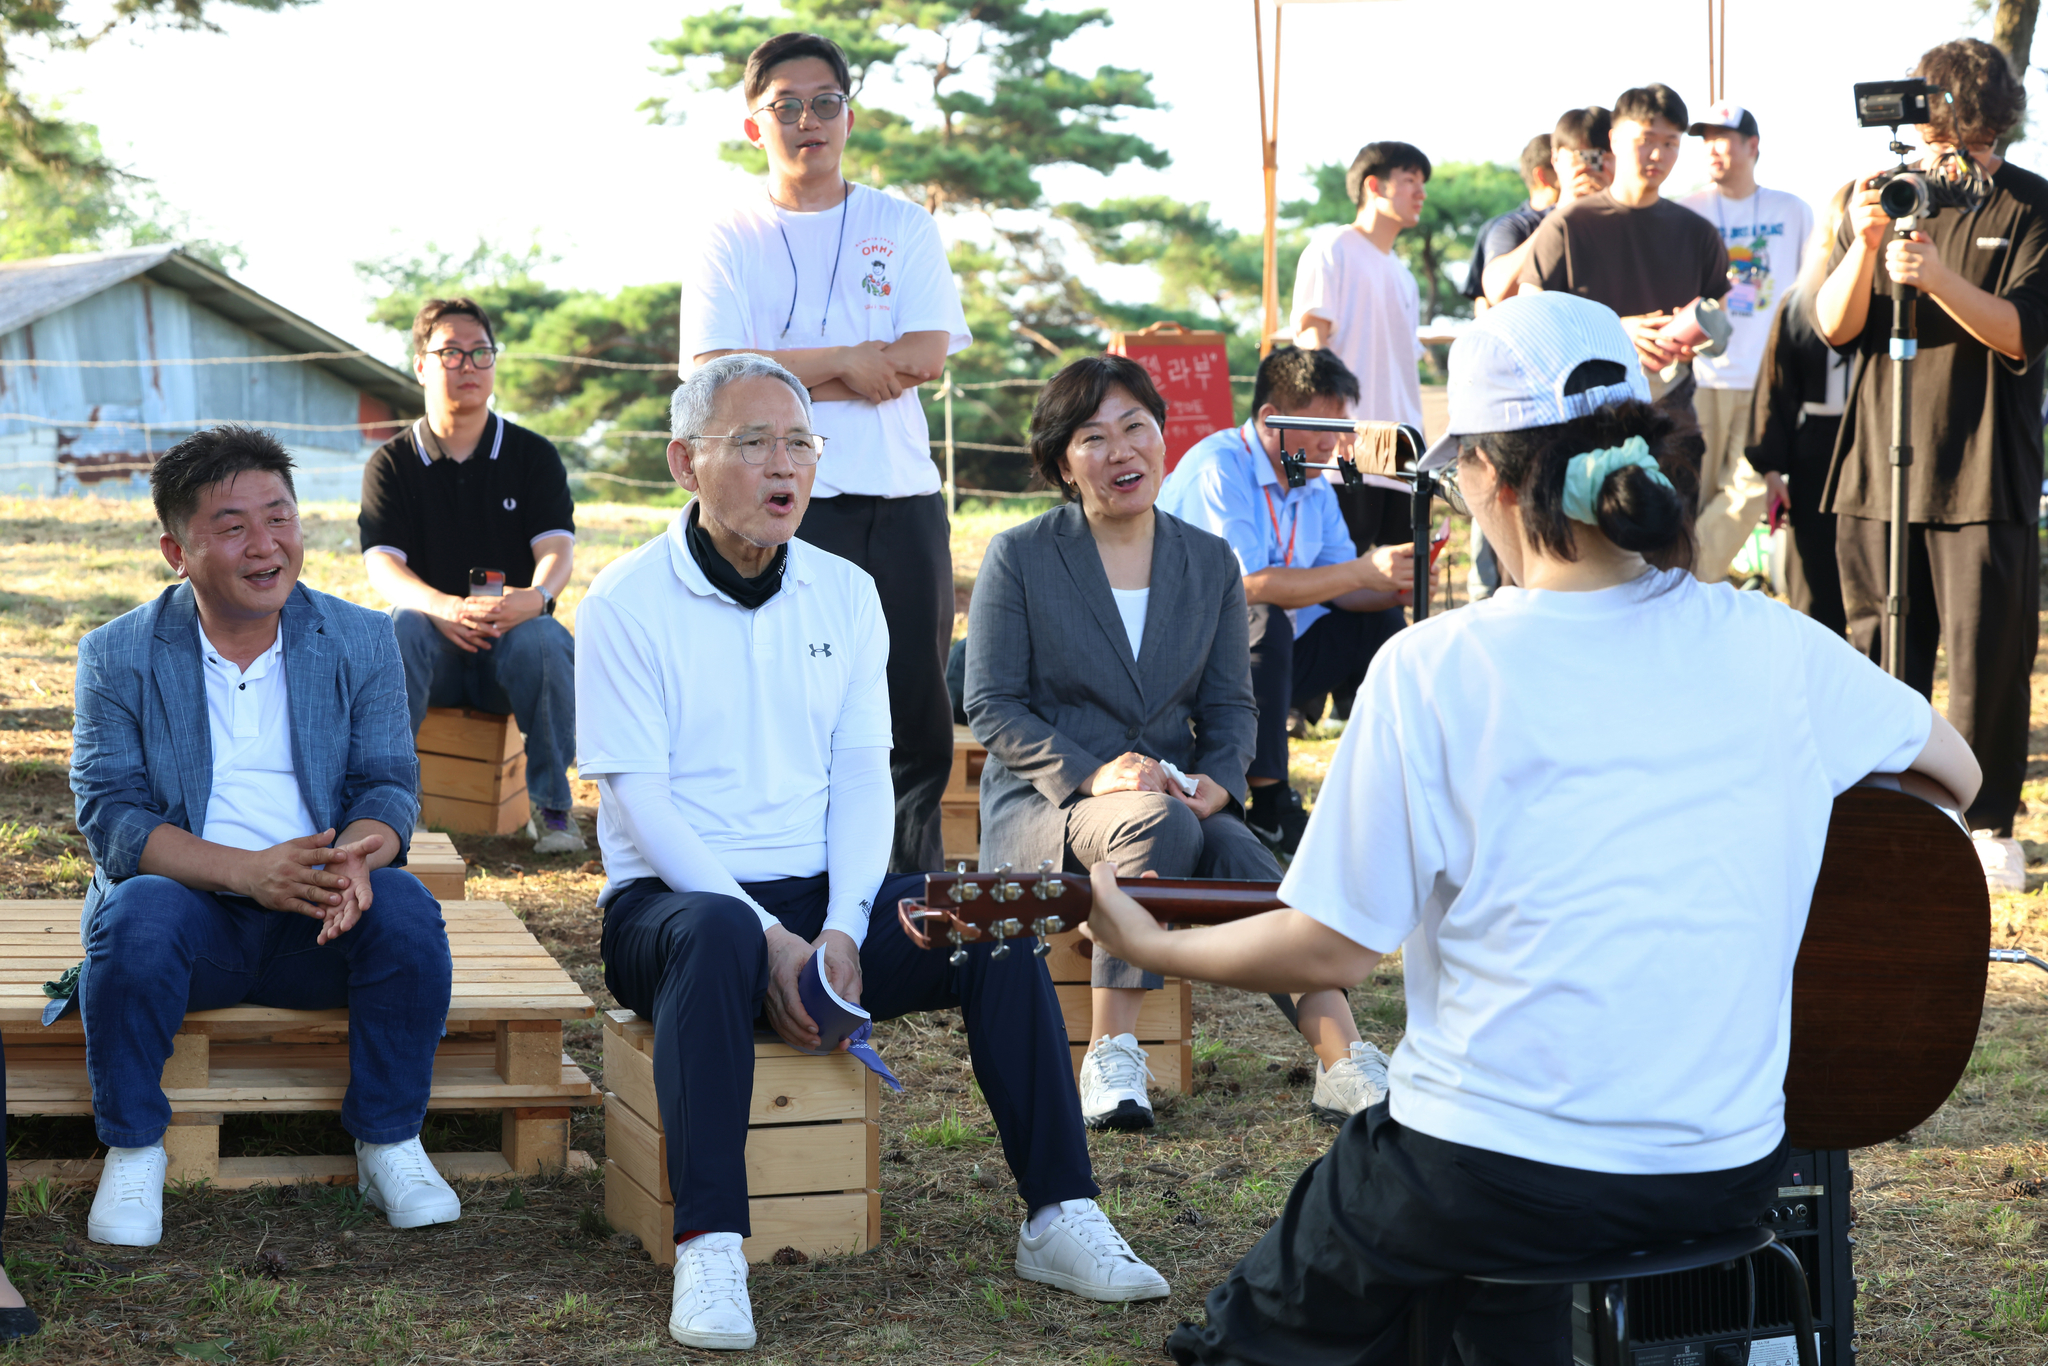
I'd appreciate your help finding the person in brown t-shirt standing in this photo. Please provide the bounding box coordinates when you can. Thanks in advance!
[1516,84,1729,386]
[1814,38,2048,892]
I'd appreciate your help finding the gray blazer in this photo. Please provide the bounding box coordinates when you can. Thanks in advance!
[964,502,1258,872]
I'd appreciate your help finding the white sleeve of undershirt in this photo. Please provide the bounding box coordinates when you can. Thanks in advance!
[599,772,777,935]
[822,746,893,948]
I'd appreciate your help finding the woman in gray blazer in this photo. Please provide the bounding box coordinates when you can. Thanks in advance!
[965,357,1381,1133]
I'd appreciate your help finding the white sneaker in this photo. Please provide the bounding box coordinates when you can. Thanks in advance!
[1974,830,2029,894]
[1015,1198,1170,1302]
[670,1232,756,1350]
[87,1144,166,1246]
[1312,1041,1391,1125]
[1078,1034,1154,1132]
[355,1138,461,1229]
[531,807,587,855]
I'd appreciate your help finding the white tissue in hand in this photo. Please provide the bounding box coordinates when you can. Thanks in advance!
[1158,761,1198,797]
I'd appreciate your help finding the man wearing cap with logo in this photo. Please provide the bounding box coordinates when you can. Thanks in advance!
[1679,102,1815,582]
[1086,291,1972,1362]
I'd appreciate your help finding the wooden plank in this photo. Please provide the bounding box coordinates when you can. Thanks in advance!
[421,749,527,806]
[605,1093,875,1204]
[604,1159,876,1268]
[1042,928,1094,982]
[405,844,468,902]
[1070,1039,1190,1094]
[497,1019,563,1087]
[602,1018,867,1126]
[416,708,522,765]
[5,1150,590,1191]
[1057,979,1187,1042]
[422,787,531,837]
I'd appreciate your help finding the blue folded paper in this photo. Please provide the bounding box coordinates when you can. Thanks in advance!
[795,949,903,1092]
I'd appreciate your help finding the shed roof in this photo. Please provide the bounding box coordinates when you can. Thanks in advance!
[0,244,423,416]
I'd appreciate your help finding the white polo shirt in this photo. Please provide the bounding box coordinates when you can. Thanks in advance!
[198,628,317,852]
[575,510,892,899]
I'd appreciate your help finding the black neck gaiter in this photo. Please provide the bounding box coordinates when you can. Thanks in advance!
[685,502,786,609]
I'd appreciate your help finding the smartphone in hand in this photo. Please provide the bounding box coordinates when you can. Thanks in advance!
[469,568,505,598]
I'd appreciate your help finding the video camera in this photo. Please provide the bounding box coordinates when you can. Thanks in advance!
[1853,78,1991,221]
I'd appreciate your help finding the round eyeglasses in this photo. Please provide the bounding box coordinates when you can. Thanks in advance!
[681,432,827,466]
[754,93,848,125]
[424,346,499,371]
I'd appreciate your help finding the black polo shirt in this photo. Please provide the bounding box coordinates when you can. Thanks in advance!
[357,414,576,599]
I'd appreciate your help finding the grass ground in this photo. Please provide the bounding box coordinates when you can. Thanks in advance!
[4,494,2048,1363]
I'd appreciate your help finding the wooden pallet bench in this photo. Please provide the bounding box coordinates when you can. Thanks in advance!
[600,1010,880,1267]
[1,898,598,1189]
[418,707,530,836]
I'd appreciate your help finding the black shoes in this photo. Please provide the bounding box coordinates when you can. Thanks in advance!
[1246,783,1310,857]
[0,1304,41,1343]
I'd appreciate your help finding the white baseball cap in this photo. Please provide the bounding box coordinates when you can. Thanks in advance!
[1417,292,1651,472]
[1688,101,1760,139]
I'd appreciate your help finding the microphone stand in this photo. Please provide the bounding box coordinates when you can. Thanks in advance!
[1263,416,1432,621]
[1884,133,1917,681]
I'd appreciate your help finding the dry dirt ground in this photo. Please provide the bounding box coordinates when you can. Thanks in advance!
[4,494,2048,1364]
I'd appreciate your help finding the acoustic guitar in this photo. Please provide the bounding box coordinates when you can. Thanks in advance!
[899,773,1990,1150]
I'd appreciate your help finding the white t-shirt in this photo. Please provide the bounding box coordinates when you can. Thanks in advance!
[198,629,315,852]
[681,183,973,499]
[1280,570,1931,1175]
[1288,224,1425,428]
[1677,186,1815,392]
[575,514,893,891]
[1110,586,1149,659]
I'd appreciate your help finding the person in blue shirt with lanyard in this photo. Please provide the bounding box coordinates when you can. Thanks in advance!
[1156,347,1422,856]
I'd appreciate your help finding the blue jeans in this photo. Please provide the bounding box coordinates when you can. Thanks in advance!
[79,870,453,1148]
[391,608,576,810]
[602,871,1097,1238]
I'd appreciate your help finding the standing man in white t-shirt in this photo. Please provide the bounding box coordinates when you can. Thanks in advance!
[682,31,972,873]
[1289,141,1429,432]
[1679,102,1814,581]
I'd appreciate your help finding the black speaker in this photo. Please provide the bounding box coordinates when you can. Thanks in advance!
[1572,1149,1856,1366]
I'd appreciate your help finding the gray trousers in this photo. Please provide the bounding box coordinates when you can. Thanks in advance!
[1064,792,1280,989]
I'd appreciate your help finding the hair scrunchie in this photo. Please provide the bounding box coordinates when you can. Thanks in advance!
[1560,435,1671,525]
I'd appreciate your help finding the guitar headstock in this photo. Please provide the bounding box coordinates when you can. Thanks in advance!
[897,861,1091,965]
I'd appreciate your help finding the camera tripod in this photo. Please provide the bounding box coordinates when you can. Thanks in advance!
[1882,133,1918,682]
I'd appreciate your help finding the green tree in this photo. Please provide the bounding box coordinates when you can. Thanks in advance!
[1285,160,1526,321]
[1,1,305,261]
[646,0,1168,214]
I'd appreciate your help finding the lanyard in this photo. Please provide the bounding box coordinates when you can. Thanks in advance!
[1243,427,1297,568]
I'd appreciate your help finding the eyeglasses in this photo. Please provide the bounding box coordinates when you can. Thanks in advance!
[424,346,499,371]
[681,432,827,465]
[754,93,848,125]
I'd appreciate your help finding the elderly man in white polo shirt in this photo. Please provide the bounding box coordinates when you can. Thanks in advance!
[576,353,1169,1352]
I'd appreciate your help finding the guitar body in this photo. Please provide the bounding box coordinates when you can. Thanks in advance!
[909,776,1991,1149]
[1786,777,1989,1148]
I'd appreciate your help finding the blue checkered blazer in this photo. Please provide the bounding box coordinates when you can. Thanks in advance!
[71,581,419,931]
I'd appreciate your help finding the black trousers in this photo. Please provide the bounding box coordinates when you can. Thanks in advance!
[1836,515,2039,833]
[1168,1102,1785,1366]
[1292,607,1405,726]
[1777,417,1844,635]
[1,1036,7,1260]
[601,871,1096,1237]
[1246,604,1293,783]
[798,492,955,872]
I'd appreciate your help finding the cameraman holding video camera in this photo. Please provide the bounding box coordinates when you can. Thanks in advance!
[1816,37,2048,891]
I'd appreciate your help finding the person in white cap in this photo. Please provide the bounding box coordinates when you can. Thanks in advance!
[1678,102,1815,583]
[1080,292,1979,1363]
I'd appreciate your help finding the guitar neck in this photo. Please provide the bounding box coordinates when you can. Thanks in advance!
[1109,877,1286,923]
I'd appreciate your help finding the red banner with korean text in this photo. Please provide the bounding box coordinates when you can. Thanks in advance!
[1109,323,1234,473]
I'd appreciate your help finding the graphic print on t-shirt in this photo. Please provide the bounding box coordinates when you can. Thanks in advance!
[1722,229,1783,317]
[856,236,896,309]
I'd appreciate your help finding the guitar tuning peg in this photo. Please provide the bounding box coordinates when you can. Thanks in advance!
[949,948,969,967]
[1032,941,1051,959]
[990,943,1011,961]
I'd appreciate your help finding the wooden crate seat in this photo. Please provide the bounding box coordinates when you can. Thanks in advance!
[418,707,530,835]
[1,899,597,1189]
[1043,928,1193,1093]
[600,1010,880,1266]
[406,830,469,901]
[942,724,986,866]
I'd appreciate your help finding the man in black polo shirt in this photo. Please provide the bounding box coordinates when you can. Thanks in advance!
[359,298,583,854]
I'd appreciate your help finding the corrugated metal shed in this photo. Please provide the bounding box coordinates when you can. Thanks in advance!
[0,245,423,501]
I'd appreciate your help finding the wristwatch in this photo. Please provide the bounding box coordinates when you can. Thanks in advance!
[536,585,557,616]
